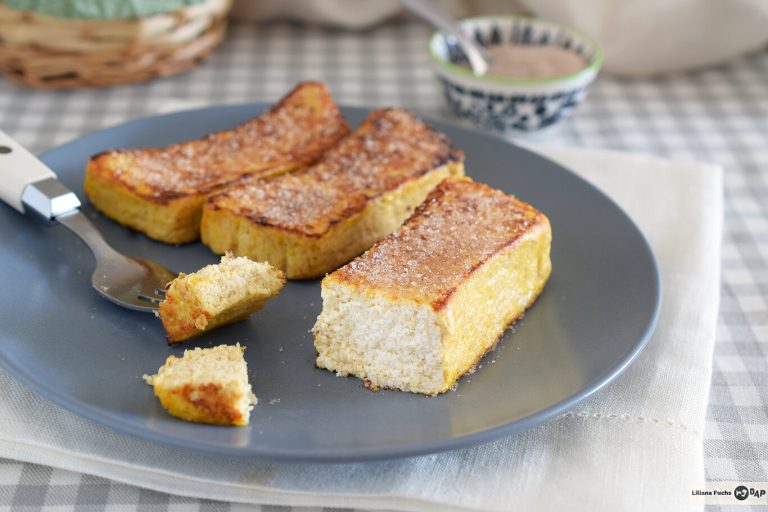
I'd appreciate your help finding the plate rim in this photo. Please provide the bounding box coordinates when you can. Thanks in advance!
[0,104,662,462]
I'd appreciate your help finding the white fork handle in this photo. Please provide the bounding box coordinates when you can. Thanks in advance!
[0,129,80,219]
[0,129,56,212]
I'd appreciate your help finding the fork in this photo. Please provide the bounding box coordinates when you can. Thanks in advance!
[0,129,176,312]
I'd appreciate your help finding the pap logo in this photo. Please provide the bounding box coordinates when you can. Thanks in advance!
[734,485,766,501]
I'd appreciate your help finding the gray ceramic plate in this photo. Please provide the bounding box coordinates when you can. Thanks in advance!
[0,105,660,462]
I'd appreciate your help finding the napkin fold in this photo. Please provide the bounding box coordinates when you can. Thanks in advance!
[0,145,722,512]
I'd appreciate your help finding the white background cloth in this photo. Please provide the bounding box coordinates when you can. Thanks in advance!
[231,0,768,76]
[519,0,768,76]
[0,145,722,512]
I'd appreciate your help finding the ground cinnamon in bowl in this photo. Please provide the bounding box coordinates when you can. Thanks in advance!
[466,45,588,79]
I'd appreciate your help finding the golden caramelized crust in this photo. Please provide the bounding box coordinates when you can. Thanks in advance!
[158,254,285,343]
[206,108,464,238]
[83,82,349,244]
[330,176,550,310]
[314,176,552,394]
[87,82,350,203]
[175,383,246,426]
[144,344,256,426]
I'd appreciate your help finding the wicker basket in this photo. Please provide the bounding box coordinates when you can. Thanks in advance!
[0,0,232,89]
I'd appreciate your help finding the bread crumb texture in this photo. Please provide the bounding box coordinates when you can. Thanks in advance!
[158,253,285,343]
[143,343,256,426]
[313,177,552,395]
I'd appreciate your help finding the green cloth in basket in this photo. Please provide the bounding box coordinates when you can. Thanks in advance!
[3,0,207,19]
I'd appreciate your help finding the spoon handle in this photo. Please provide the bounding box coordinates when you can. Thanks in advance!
[401,0,489,76]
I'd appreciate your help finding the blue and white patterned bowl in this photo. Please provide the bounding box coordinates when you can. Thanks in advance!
[429,16,603,134]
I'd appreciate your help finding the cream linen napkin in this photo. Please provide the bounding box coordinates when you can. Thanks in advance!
[0,145,722,512]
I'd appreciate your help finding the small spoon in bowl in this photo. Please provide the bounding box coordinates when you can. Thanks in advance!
[401,0,490,76]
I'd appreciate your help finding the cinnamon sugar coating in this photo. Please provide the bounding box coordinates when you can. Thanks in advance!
[333,177,548,307]
[207,108,463,236]
[88,82,350,203]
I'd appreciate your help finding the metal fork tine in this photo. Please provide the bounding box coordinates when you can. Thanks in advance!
[137,294,164,306]
[155,288,167,296]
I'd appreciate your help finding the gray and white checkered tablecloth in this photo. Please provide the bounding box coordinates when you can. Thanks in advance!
[0,21,766,511]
